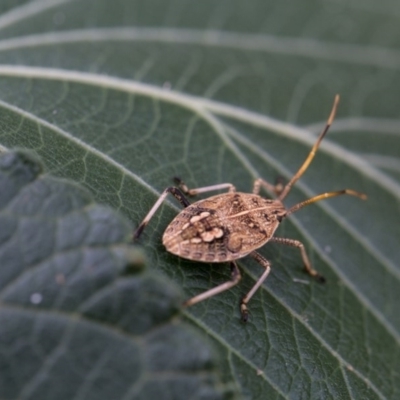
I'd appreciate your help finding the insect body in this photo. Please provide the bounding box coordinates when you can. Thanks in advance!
[134,95,366,321]
[163,193,285,262]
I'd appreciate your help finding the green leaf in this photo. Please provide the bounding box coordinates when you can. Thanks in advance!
[0,1,399,399]
[0,151,228,400]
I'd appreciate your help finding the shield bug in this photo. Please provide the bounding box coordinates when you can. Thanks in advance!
[133,95,366,321]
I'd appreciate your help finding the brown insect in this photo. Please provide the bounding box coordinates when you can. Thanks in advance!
[133,95,366,321]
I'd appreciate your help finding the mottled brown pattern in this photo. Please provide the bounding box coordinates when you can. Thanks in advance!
[162,192,286,262]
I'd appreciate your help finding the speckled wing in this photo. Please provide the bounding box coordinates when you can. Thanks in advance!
[162,192,286,263]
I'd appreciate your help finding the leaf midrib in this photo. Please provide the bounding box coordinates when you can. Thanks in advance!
[1,27,400,70]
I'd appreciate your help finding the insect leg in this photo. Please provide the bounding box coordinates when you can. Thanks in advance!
[240,251,271,322]
[174,177,236,196]
[133,187,190,240]
[183,261,241,308]
[270,237,325,282]
[252,178,284,196]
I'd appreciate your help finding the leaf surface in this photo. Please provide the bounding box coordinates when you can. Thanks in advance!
[0,151,227,400]
[0,1,399,399]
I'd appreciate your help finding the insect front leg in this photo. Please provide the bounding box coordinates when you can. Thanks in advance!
[240,251,271,322]
[252,178,284,197]
[183,261,241,308]
[270,237,325,282]
[174,177,236,196]
[133,187,190,240]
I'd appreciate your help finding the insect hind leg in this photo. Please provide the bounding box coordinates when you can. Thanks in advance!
[183,262,241,308]
[133,186,190,240]
[240,251,271,322]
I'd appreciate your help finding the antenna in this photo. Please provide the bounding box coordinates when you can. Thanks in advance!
[278,95,340,201]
